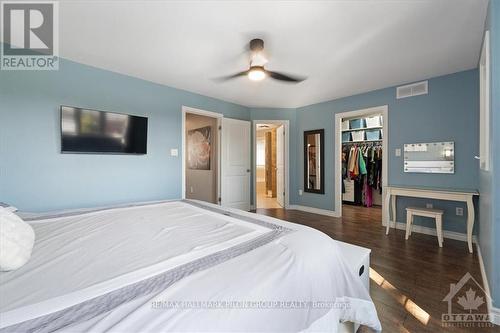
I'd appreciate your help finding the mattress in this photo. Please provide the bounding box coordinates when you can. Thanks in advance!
[0,200,381,332]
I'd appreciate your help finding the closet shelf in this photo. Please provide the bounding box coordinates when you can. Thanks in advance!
[343,139,383,144]
[342,126,382,132]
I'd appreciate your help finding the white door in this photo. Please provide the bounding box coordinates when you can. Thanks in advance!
[276,125,285,207]
[221,118,251,211]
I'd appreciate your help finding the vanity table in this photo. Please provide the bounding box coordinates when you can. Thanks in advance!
[384,185,479,253]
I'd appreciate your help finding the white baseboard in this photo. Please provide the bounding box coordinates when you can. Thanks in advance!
[384,220,478,243]
[288,205,340,217]
[492,306,500,326]
[476,243,500,326]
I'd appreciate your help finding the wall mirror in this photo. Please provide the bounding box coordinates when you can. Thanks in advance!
[304,129,325,194]
[404,141,455,173]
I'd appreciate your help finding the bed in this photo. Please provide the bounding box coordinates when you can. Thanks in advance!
[0,200,381,332]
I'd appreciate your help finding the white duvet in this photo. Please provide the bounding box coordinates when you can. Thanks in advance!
[0,200,381,332]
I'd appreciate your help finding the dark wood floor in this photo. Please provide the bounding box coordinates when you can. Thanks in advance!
[254,205,499,333]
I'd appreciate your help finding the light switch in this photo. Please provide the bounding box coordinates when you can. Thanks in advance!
[170,148,178,157]
[395,148,401,157]
[298,190,303,196]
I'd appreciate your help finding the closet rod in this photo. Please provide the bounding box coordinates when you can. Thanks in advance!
[342,139,382,144]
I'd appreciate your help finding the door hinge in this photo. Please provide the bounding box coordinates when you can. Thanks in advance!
[218,197,221,203]
[218,125,222,130]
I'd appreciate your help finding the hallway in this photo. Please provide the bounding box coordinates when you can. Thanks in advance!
[255,123,284,209]
[256,179,282,208]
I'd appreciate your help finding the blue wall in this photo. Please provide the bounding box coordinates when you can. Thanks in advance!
[0,58,249,211]
[479,0,500,310]
[289,70,479,234]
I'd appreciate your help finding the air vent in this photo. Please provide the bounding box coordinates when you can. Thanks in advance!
[396,81,428,99]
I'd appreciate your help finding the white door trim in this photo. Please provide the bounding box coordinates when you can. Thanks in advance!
[334,105,388,220]
[479,30,490,171]
[476,242,500,325]
[181,106,223,202]
[252,120,290,209]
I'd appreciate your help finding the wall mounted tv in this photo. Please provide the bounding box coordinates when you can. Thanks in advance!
[61,106,148,154]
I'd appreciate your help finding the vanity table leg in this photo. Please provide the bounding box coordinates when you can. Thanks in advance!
[391,195,396,231]
[385,191,392,235]
[466,196,474,253]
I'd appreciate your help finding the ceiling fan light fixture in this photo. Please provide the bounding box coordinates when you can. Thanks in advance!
[215,39,305,84]
[248,67,266,81]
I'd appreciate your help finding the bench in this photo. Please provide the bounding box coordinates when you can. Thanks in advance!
[405,207,444,247]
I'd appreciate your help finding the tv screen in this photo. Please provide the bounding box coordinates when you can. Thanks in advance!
[61,106,148,154]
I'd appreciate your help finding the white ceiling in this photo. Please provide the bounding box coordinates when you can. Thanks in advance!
[53,1,489,108]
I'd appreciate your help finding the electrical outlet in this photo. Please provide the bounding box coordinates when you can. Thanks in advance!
[395,148,401,157]
[298,190,303,196]
[170,148,178,157]
[456,207,464,216]
[190,186,194,194]
[426,203,433,209]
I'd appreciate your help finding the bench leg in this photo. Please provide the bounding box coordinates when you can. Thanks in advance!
[409,214,414,236]
[436,215,443,247]
[405,212,411,240]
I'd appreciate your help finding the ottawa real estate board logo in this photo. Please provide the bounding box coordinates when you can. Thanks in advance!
[1,1,59,70]
[442,272,493,328]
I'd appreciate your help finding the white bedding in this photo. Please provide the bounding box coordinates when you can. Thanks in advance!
[0,200,381,332]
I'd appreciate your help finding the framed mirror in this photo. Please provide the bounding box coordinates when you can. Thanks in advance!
[304,129,324,194]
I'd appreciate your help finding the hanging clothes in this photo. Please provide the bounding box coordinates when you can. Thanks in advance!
[341,146,349,194]
[358,148,367,175]
[364,177,373,207]
[342,142,383,207]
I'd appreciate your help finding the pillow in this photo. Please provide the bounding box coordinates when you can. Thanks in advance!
[0,202,18,213]
[0,207,35,271]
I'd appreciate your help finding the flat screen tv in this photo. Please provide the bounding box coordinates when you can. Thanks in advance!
[61,106,148,154]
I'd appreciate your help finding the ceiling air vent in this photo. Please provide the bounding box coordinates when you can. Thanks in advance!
[396,81,428,99]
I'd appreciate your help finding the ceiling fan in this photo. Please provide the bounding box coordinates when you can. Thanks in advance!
[216,39,306,83]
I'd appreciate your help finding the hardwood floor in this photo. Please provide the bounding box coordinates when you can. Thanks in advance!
[254,205,499,333]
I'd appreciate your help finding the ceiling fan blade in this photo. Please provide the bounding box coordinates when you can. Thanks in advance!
[213,70,248,82]
[266,70,306,83]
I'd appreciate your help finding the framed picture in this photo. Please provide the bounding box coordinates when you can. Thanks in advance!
[187,126,211,170]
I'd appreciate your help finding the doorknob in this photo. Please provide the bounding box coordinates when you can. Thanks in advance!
[246,169,250,173]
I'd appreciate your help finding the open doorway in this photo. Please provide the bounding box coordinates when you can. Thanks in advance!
[253,121,289,209]
[334,106,388,223]
[182,107,222,205]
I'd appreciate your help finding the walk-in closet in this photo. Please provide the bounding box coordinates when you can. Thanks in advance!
[341,114,384,215]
